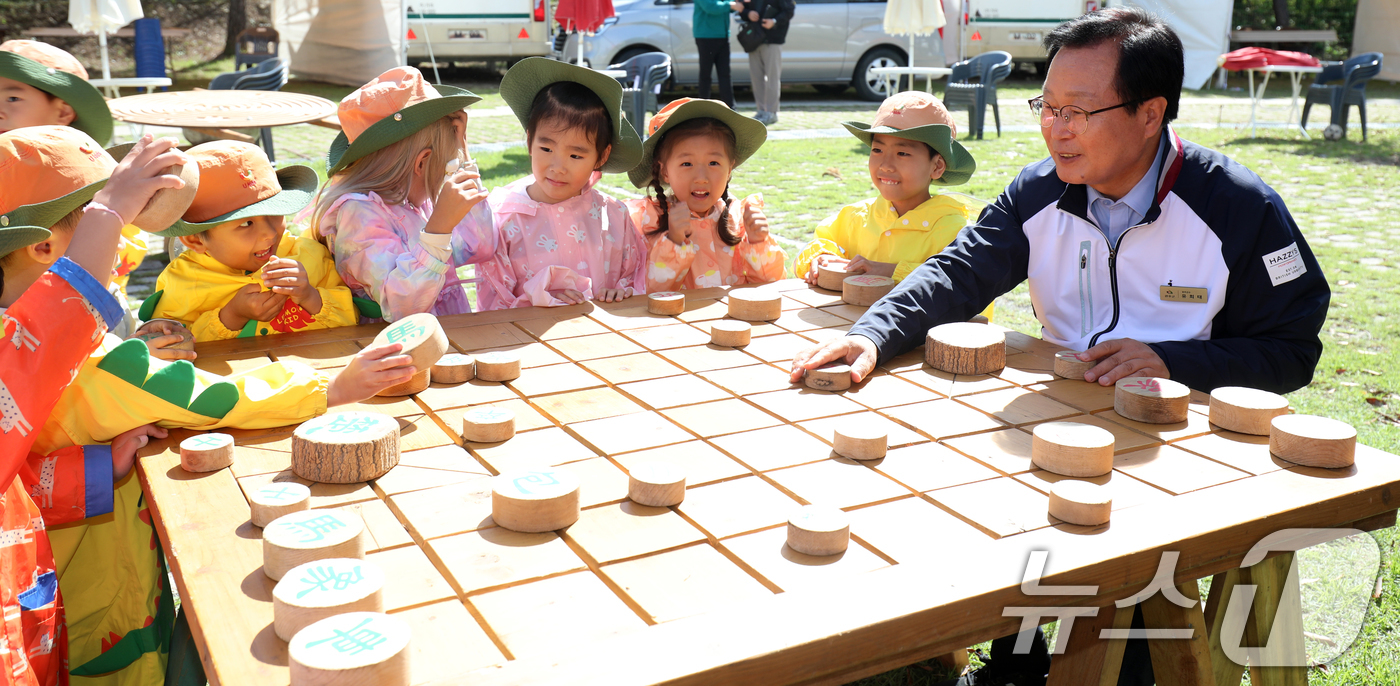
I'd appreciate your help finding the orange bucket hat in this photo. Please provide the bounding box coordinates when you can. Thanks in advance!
[841,91,976,186]
[627,98,767,189]
[0,125,114,256]
[154,140,317,237]
[326,66,480,175]
[0,40,113,144]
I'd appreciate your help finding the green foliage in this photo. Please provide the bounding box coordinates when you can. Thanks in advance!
[1232,0,1358,60]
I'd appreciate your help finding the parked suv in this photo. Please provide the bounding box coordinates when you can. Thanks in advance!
[559,0,940,101]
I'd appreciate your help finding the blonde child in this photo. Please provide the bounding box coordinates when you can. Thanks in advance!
[143,141,358,341]
[625,98,785,291]
[1,40,149,331]
[793,92,991,319]
[476,57,647,309]
[313,66,492,322]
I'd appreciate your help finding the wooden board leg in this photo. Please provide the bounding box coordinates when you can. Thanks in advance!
[1047,604,1133,686]
[1142,581,1216,686]
[1205,571,1249,686]
[1246,552,1308,686]
[932,649,969,676]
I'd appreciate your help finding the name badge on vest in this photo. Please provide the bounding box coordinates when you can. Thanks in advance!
[1160,282,1208,303]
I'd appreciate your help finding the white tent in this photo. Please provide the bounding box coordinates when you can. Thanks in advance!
[271,0,407,87]
[1353,0,1399,82]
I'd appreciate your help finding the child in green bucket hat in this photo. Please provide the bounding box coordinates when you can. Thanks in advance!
[794,91,991,320]
[311,65,494,322]
[474,57,649,309]
[624,97,785,292]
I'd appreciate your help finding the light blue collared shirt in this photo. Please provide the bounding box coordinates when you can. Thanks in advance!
[1087,132,1167,248]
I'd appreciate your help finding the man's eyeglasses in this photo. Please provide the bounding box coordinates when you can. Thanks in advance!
[1028,96,1145,135]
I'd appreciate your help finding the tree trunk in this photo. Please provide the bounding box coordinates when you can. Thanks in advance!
[1273,0,1290,29]
[224,0,248,57]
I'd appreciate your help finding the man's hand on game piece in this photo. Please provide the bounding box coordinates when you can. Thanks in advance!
[111,424,168,481]
[845,255,897,278]
[220,283,288,332]
[129,320,196,361]
[790,334,879,384]
[1077,338,1169,386]
[327,342,417,407]
[262,257,322,313]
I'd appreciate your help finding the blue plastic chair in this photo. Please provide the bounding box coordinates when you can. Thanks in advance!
[207,59,290,161]
[943,51,1012,139]
[609,52,672,135]
[1301,52,1383,142]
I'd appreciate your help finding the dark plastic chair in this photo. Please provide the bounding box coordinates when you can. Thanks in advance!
[1301,52,1383,142]
[610,52,672,135]
[234,26,280,71]
[205,58,289,161]
[943,51,1012,139]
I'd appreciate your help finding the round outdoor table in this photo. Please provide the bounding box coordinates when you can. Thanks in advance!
[105,89,337,131]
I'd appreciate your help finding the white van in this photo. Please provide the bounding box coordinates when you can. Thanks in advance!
[403,0,552,63]
[959,0,1119,71]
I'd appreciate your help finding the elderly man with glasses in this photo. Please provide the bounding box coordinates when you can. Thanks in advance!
[789,7,1330,686]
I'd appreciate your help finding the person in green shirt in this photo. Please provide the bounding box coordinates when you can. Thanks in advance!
[694,0,740,107]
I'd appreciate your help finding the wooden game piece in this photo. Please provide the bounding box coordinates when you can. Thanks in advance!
[132,160,199,232]
[727,288,782,321]
[647,291,686,316]
[1048,480,1113,526]
[461,406,515,443]
[786,505,850,556]
[1031,421,1115,477]
[710,320,752,347]
[1053,350,1096,381]
[431,353,475,384]
[289,612,411,686]
[291,412,400,484]
[491,467,581,533]
[833,420,887,461]
[263,508,366,581]
[1269,414,1356,469]
[1209,386,1290,435]
[376,368,430,397]
[274,558,385,641]
[475,351,521,382]
[372,312,448,374]
[1114,377,1190,424]
[179,433,234,473]
[250,482,312,528]
[805,364,852,392]
[842,275,896,307]
[816,264,853,291]
[628,462,686,507]
[924,322,1006,375]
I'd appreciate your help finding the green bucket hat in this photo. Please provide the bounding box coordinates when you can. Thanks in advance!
[0,126,113,257]
[156,140,318,237]
[498,57,643,174]
[0,40,113,145]
[327,66,481,176]
[627,98,767,189]
[841,91,976,186]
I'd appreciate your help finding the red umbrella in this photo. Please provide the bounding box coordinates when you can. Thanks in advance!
[555,0,615,34]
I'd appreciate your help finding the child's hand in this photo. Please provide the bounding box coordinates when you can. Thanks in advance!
[220,283,288,332]
[595,288,633,303]
[665,200,692,246]
[547,289,587,305]
[262,257,322,314]
[91,135,188,226]
[326,342,416,407]
[111,424,168,482]
[742,195,770,244]
[129,320,196,361]
[425,166,489,235]
[846,255,897,278]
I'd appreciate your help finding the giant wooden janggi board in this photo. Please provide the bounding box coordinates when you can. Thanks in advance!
[136,281,1400,686]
